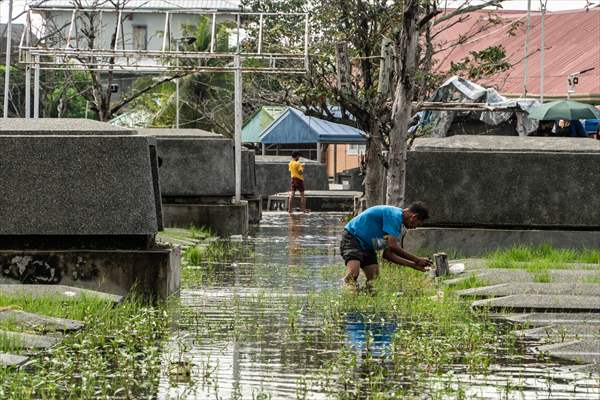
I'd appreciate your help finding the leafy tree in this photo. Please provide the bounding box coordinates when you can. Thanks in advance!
[242,0,509,207]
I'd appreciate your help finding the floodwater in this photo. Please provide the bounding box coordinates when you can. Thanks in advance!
[158,213,600,400]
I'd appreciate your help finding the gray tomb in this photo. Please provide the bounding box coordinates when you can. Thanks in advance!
[255,155,329,207]
[140,128,256,236]
[0,119,179,299]
[403,135,600,255]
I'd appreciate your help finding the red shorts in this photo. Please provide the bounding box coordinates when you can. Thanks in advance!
[290,177,305,193]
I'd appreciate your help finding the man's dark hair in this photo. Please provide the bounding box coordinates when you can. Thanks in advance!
[291,151,300,158]
[408,201,429,221]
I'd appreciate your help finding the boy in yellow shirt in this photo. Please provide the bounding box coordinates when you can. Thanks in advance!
[288,151,308,213]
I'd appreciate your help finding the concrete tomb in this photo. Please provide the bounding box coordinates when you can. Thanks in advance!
[0,119,179,299]
[140,129,254,236]
[404,136,600,255]
[255,155,329,207]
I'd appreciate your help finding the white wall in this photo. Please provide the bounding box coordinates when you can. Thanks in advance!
[39,10,232,51]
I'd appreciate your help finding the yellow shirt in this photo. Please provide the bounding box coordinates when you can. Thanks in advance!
[289,159,304,180]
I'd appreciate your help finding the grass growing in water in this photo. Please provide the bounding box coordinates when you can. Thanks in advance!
[178,259,519,398]
[0,295,171,399]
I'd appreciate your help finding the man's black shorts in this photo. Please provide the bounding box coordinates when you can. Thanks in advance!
[340,230,378,268]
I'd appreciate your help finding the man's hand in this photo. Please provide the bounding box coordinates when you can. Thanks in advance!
[415,257,433,268]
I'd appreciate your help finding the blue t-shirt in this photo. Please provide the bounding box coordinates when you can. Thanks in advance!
[345,205,404,250]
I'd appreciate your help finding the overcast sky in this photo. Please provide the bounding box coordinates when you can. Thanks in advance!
[445,0,600,11]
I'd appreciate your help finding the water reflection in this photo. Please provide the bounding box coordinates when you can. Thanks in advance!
[344,313,397,358]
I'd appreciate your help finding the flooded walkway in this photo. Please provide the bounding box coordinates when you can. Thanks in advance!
[159,213,600,399]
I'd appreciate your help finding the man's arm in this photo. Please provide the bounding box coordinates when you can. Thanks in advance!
[386,236,432,269]
[382,248,427,272]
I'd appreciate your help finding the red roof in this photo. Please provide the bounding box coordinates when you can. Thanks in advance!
[433,8,600,97]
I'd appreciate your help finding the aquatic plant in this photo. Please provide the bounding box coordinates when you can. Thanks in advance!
[0,295,171,399]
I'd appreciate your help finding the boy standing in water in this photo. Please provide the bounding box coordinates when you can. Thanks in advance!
[288,152,307,213]
[340,203,432,289]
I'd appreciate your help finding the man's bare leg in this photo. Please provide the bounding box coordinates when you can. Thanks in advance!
[301,192,307,212]
[288,190,296,213]
[363,264,380,290]
[343,260,361,290]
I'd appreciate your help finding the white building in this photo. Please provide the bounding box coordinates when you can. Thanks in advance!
[27,0,242,52]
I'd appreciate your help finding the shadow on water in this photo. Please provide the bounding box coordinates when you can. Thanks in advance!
[159,212,600,400]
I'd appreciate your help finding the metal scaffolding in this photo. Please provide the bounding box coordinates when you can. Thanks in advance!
[19,7,310,204]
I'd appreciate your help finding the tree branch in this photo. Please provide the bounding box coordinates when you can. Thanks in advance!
[433,0,504,26]
[110,74,184,115]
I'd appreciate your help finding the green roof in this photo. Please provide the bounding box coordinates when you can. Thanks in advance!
[242,106,286,143]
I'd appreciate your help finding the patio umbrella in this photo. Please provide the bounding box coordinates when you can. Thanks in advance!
[528,100,600,120]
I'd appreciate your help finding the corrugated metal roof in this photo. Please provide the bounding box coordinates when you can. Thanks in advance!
[242,106,285,143]
[28,0,242,10]
[433,8,600,97]
[259,108,366,145]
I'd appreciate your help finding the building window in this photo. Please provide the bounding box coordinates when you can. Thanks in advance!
[347,144,366,155]
[133,25,147,50]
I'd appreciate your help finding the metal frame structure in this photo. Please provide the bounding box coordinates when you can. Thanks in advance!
[18,7,310,204]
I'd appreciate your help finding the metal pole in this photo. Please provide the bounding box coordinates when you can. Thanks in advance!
[540,0,547,102]
[523,0,532,97]
[210,13,216,53]
[258,13,263,53]
[3,0,14,118]
[234,54,242,203]
[25,54,31,118]
[175,57,179,128]
[34,55,40,118]
[316,142,321,163]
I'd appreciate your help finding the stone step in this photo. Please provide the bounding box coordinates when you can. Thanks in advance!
[0,284,122,303]
[0,352,29,367]
[0,330,60,349]
[448,268,600,286]
[514,324,600,341]
[496,312,600,327]
[534,340,600,366]
[458,282,600,298]
[472,294,600,313]
[0,309,84,332]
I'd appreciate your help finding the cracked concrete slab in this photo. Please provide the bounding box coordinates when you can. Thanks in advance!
[0,352,29,367]
[458,282,600,298]
[0,309,84,332]
[472,295,600,312]
[495,313,600,327]
[514,324,600,341]
[534,340,600,366]
[0,330,60,349]
[0,285,122,303]
[447,268,600,286]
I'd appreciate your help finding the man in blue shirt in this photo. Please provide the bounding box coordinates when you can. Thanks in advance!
[340,202,432,289]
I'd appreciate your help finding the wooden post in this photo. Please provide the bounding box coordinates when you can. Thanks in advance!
[433,253,449,277]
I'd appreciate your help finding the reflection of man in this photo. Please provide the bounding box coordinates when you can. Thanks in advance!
[340,203,432,290]
[288,152,307,214]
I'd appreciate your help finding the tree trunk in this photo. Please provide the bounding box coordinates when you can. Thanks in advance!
[364,121,385,207]
[386,0,420,206]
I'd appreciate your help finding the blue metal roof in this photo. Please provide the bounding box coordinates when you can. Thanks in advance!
[259,108,366,144]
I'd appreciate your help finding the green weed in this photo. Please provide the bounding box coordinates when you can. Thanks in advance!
[0,295,170,399]
[485,244,600,269]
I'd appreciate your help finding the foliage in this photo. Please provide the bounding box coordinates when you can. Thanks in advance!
[129,16,236,134]
[485,244,600,269]
[448,45,511,80]
[0,295,171,399]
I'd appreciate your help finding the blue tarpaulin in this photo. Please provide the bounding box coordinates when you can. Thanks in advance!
[258,107,366,144]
